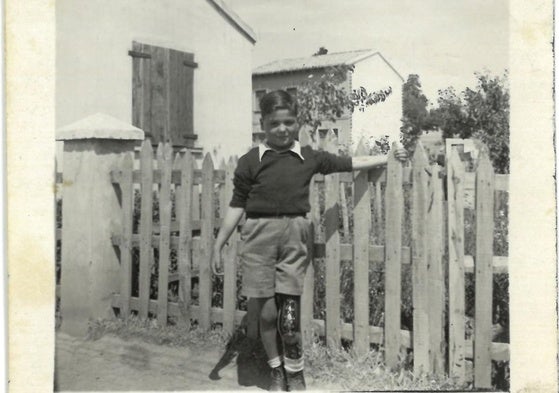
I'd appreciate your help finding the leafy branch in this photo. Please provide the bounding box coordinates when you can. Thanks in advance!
[296,64,392,131]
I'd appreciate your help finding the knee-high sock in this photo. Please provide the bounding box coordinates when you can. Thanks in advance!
[277,294,304,372]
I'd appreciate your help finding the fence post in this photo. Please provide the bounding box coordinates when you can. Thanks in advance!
[411,143,430,373]
[156,143,173,325]
[300,128,317,347]
[384,142,403,369]
[222,157,239,335]
[447,148,466,384]
[474,149,495,388]
[138,141,154,319]
[56,113,144,337]
[199,153,215,330]
[428,164,446,374]
[352,137,371,355]
[118,152,134,319]
[175,151,193,324]
[374,180,384,244]
[324,130,342,350]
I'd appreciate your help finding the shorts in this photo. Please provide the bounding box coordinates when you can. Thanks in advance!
[239,216,311,298]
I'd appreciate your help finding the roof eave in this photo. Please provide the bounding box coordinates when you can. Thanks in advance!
[346,51,379,65]
[207,0,257,44]
[377,53,405,82]
[252,50,375,76]
[351,52,405,82]
[253,66,329,77]
[252,51,405,81]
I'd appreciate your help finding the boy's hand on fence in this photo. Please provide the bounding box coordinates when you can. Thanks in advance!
[211,248,224,276]
[393,143,408,162]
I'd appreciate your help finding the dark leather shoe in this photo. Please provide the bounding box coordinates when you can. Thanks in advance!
[286,370,306,391]
[269,366,287,391]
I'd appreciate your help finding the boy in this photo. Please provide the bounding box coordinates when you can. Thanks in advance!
[211,90,407,391]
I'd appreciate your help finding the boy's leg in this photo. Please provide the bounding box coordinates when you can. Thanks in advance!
[257,297,280,362]
[275,216,311,390]
[276,294,303,369]
[256,296,286,391]
[277,294,305,390]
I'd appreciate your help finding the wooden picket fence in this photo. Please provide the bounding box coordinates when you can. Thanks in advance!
[55,131,509,388]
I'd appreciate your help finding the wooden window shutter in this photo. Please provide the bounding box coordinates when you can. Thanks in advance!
[130,41,197,147]
[169,48,196,147]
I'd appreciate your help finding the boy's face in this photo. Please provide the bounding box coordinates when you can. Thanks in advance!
[260,109,299,150]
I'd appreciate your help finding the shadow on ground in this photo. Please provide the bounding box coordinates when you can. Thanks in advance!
[209,326,270,390]
[55,328,271,391]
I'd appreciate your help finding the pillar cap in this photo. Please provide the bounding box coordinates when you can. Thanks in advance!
[56,113,145,141]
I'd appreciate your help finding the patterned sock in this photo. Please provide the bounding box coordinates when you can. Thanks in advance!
[283,356,304,373]
[267,356,282,369]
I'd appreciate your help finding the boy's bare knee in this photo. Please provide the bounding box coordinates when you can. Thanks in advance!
[260,309,277,325]
[259,297,277,325]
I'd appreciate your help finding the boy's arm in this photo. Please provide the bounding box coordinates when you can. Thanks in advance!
[351,148,408,171]
[214,207,245,251]
[351,155,388,171]
[211,206,244,275]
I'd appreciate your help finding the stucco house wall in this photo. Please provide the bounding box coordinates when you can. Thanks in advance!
[56,0,255,161]
[351,54,404,146]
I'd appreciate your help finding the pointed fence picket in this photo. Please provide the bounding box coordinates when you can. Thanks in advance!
[474,150,495,388]
[176,150,193,322]
[218,159,228,218]
[222,157,239,336]
[411,144,430,372]
[138,142,154,319]
[373,180,383,244]
[300,129,317,346]
[56,138,510,385]
[191,158,201,222]
[384,142,404,369]
[448,147,466,384]
[323,130,342,350]
[199,153,215,330]
[352,137,371,355]
[119,152,134,318]
[428,164,445,374]
[157,143,173,325]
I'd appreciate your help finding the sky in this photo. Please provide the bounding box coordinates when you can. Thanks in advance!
[228,0,509,105]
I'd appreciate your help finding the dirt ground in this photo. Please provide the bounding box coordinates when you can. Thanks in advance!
[55,332,329,392]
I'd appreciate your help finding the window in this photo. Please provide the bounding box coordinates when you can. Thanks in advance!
[130,41,197,147]
[318,128,339,138]
[252,132,266,146]
[254,89,267,112]
[317,128,339,151]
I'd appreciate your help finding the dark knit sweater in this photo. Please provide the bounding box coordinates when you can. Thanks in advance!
[230,145,353,214]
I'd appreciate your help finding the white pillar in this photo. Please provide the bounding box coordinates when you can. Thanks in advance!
[56,113,144,337]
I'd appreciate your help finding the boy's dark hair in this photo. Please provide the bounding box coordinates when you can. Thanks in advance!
[259,90,298,117]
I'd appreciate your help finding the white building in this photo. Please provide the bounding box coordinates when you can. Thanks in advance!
[252,50,404,149]
[57,0,256,161]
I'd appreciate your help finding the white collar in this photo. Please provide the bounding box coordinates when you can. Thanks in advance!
[258,140,305,161]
